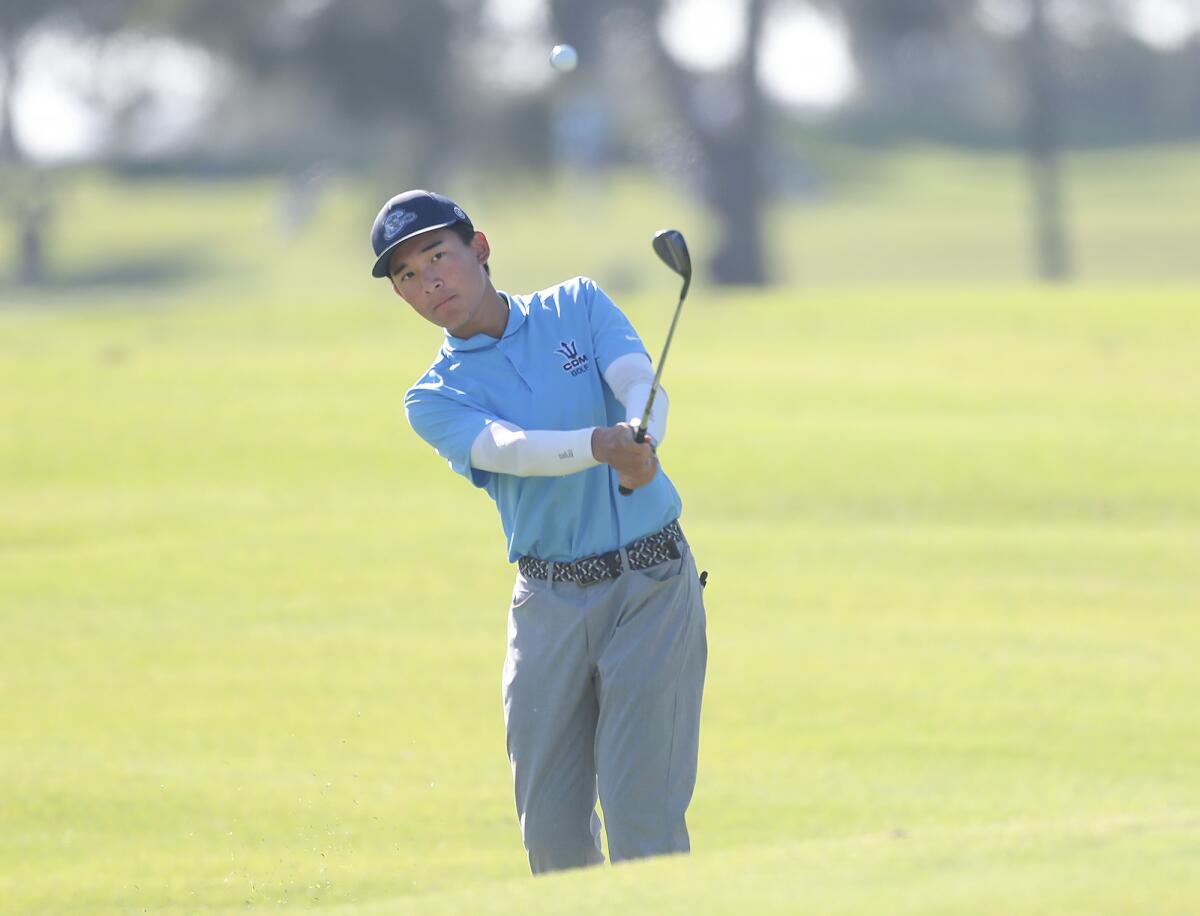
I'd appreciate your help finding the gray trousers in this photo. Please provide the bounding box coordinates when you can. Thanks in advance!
[502,539,707,875]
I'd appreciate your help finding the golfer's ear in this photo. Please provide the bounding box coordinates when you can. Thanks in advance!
[472,231,491,264]
[391,281,404,297]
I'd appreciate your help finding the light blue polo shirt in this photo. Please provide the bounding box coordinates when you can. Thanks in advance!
[404,276,683,563]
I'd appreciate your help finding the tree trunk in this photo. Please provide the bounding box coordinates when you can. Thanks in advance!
[18,204,47,284]
[1025,0,1071,282]
[638,0,769,286]
[1,32,51,285]
[0,35,18,163]
[706,0,768,285]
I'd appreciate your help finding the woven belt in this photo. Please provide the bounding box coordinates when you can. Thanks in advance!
[518,520,684,586]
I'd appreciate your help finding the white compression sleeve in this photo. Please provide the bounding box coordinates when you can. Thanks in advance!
[469,420,600,477]
[603,352,668,445]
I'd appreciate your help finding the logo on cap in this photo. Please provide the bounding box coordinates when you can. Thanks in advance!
[453,206,467,221]
[383,209,418,241]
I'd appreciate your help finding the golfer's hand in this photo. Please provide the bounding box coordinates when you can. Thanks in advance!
[592,423,658,491]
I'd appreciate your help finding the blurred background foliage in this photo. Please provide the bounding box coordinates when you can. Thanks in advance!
[1,0,1199,291]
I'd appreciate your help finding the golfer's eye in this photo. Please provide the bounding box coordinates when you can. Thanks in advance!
[398,270,415,282]
[430,251,443,263]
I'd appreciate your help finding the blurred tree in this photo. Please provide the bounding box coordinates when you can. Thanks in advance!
[1051,3,1200,144]
[0,0,133,282]
[0,0,134,162]
[623,0,1059,285]
[696,0,770,286]
[631,0,981,285]
[139,0,461,170]
[626,0,771,286]
[1024,0,1071,281]
[820,0,1075,281]
[0,1,39,161]
[834,0,982,114]
[8,0,1194,288]
[809,0,1005,146]
[1,0,57,282]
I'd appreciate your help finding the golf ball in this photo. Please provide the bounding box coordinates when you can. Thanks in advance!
[550,44,578,73]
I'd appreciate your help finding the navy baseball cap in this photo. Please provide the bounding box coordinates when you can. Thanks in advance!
[370,189,473,279]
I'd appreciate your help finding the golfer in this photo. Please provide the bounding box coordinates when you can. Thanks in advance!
[370,189,707,874]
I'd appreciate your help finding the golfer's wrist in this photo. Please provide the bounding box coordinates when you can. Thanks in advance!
[591,426,611,463]
[591,425,627,464]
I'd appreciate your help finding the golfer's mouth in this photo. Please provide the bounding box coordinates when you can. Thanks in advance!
[432,294,456,312]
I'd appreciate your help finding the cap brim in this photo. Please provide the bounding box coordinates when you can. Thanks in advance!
[371,220,458,279]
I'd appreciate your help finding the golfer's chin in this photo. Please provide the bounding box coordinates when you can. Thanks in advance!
[431,299,465,335]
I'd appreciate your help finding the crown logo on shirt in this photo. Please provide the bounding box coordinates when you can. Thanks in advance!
[555,340,590,377]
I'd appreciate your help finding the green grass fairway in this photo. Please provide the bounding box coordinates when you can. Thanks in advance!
[2,147,1200,912]
[2,151,1200,912]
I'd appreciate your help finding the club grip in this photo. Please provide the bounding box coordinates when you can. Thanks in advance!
[617,426,649,496]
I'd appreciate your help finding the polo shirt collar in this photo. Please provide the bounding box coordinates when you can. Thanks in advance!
[442,291,527,353]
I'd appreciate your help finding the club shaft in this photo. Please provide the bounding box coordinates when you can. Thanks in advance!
[637,278,690,432]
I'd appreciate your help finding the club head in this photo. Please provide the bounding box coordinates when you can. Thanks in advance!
[652,229,692,282]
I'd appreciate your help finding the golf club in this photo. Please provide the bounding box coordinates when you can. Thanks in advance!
[619,228,693,496]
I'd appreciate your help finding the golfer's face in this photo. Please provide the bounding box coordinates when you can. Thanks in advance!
[389,228,489,336]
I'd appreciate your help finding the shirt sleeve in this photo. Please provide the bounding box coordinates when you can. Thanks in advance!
[469,421,600,476]
[585,277,649,373]
[603,351,668,446]
[404,384,496,488]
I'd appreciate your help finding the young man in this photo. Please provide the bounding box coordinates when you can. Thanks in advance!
[370,189,707,874]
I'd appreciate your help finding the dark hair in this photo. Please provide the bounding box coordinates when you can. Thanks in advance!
[450,221,490,276]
